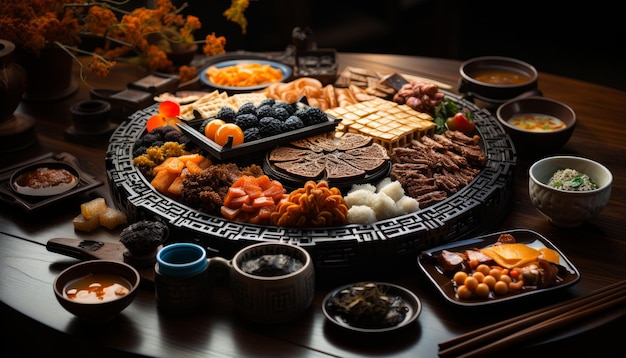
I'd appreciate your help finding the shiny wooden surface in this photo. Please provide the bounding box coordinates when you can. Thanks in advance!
[2,53,626,357]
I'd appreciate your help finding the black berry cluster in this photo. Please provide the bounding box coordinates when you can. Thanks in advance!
[202,99,329,143]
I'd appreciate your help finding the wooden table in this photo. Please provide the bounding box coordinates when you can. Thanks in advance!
[2,53,625,357]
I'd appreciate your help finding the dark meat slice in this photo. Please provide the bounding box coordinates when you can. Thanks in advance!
[497,233,516,244]
[307,133,338,152]
[414,190,447,207]
[343,142,389,160]
[290,138,324,152]
[444,130,480,145]
[537,259,560,288]
[335,132,373,150]
[274,156,326,179]
[269,146,315,161]
[338,153,387,172]
[465,249,494,266]
[181,163,242,215]
[325,154,366,179]
[439,249,466,273]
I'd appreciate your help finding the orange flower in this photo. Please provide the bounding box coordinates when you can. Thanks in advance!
[179,65,198,83]
[203,33,227,57]
[0,0,249,79]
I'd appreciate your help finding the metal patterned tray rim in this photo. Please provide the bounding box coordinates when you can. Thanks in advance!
[106,91,517,271]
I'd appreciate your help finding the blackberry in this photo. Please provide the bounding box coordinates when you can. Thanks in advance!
[133,145,149,158]
[294,108,310,125]
[243,127,261,142]
[136,133,160,147]
[151,125,177,137]
[234,113,259,130]
[142,133,161,142]
[255,104,275,119]
[199,118,211,134]
[258,98,276,107]
[178,134,192,146]
[273,107,290,121]
[303,106,328,125]
[283,116,304,131]
[216,106,236,122]
[163,130,182,142]
[236,102,257,116]
[258,116,285,137]
[273,101,295,115]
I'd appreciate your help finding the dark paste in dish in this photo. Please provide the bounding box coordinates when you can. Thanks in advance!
[11,162,80,196]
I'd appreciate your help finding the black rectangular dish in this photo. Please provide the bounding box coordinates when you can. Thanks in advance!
[418,229,580,307]
[0,152,103,212]
[177,99,339,161]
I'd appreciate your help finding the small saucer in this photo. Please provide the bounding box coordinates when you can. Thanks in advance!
[64,122,118,143]
[0,152,103,212]
[322,282,421,334]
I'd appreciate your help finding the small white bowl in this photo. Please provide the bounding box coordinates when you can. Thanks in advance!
[529,156,612,227]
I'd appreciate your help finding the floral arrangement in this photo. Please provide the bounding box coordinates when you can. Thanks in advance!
[0,0,250,83]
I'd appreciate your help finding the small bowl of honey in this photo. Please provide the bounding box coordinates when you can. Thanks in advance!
[53,260,140,322]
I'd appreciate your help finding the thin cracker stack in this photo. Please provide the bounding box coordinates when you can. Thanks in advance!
[326,97,435,153]
[179,90,229,119]
[334,66,396,99]
[178,91,268,120]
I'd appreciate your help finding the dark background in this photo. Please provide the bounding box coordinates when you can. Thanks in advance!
[183,0,625,92]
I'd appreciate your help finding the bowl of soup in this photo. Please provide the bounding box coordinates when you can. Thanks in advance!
[53,260,140,322]
[496,96,576,157]
[459,56,539,104]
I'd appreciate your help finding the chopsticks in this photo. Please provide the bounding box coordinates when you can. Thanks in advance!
[438,280,626,357]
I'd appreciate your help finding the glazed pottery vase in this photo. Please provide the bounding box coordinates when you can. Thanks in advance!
[0,39,37,152]
[166,43,198,67]
[18,45,78,101]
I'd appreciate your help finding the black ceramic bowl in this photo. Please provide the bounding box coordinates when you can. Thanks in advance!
[53,260,140,322]
[496,96,576,157]
[459,56,539,104]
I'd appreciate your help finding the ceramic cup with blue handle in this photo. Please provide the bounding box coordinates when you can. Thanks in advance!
[154,241,315,321]
[217,242,315,323]
[154,242,209,313]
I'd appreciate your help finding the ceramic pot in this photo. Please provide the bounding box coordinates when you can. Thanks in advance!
[18,45,78,101]
[0,39,36,152]
[0,40,27,119]
[167,43,198,67]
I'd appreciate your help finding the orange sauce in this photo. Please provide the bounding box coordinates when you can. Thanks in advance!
[473,69,532,85]
[507,113,566,131]
[64,274,131,303]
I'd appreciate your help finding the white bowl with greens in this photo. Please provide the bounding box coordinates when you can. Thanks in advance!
[529,156,612,227]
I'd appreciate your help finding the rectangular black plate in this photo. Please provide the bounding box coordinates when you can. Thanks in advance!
[418,229,580,307]
[177,100,339,161]
[0,152,103,213]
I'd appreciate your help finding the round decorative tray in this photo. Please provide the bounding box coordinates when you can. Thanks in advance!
[106,92,516,277]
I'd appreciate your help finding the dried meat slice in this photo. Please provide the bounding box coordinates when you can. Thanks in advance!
[343,142,389,159]
[290,138,324,152]
[307,133,338,152]
[335,132,373,150]
[269,147,314,161]
[325,154,365,179]
[274,156,326,179]
[338,153,387,172]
